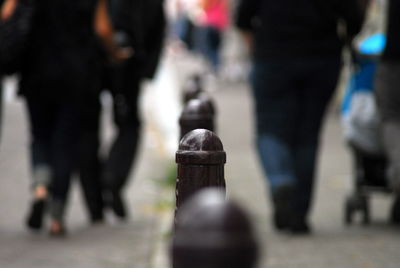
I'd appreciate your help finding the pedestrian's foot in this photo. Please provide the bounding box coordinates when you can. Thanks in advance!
[272,184,294,231]
[49,220,66,237]
[273,210,291,231]
[26,199,46,231]
[111,191,127,220]
[91,216,105,225]
[289,218,312,235]
[26,185,48,231]
[390,196,400,225]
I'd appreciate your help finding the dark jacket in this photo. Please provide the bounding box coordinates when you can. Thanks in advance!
[20,0,100,96]
[110,0,165,78]
[236,0,365,60]
[382,0,400,61]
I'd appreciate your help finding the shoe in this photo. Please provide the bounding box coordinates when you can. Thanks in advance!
[111,191,127,219]
[290,217,311,235]
[390,195,400,224]
[91,216,105,225]
[104,190,127,220]
[272,185,294,231]
[26,199,46,231]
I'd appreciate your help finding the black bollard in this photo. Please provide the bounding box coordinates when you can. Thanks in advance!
[175,129,226,216]
[172,188,259,268]
[179,98,215,139]
[197,91,216,118]
[182,74,203,104]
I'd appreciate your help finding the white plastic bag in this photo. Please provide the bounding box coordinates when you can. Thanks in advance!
[342,91,383,154]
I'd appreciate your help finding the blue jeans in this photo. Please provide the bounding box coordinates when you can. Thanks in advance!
[25,90,83,221]
[196,26,222,71]
[251,57,341,216]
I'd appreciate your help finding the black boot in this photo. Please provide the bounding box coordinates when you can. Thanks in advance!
[111,190,127,219]
[26,199,46,231]
[104,189,127,220]
[272,184,294,231]
[390,195,400,225]
[290,216,311,234]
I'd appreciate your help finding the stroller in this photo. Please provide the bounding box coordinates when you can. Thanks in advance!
[341,33,389,225]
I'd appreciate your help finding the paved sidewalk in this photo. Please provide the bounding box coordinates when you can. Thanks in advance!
[1,46,400,267]
[0,80,170,268]
[213,82,400,268]
[150,49,400,267]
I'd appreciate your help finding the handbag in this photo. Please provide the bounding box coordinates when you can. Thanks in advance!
[0,0,35,75]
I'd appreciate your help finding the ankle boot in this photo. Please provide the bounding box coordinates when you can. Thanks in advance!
[390,195,400,224]
[272,184,294,231]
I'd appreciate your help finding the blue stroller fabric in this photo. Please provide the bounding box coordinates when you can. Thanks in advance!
[341,33,386,154]
[342,33,386,114]
[359,33,386,55]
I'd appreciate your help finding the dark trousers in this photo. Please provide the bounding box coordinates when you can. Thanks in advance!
[251,56,341,218]
[375,61,400,193]
[79,91,103,221]
[25,91,82,221]
[0,77,2,143]
[80,59,141,220]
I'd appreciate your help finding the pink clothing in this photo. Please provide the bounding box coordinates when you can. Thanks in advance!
[203,0,229,30]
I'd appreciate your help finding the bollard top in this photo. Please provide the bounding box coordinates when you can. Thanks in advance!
[172,188,259,268]
[180,99,214,121]
[182,74,203,104]
[197,92,216,116]
[176,129,226,165]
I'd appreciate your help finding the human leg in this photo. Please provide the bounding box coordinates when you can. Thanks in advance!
[204,26,222,71]
[375,62,400,192]
[291,58,341,232]
[79,91,104,223]
[48,100,82,235]
[251,60,300,230]
[24,95,55,230]
[375,62,400,223]
[102,61,141,218]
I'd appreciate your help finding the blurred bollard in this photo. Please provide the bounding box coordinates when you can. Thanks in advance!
[182,74,203,104]
[172,188,259,268]
[197,91,216,118]
[179,98,215,139]
[175,129,226,215]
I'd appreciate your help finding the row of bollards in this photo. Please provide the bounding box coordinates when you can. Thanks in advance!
[179,74,216,139]
[171,74,259,268]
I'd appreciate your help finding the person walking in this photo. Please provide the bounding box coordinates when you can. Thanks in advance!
[198,0,229,72]
[79,0,166,221]
[375,0,400,225]
[236,0,367,234]
[15,0,126,235]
